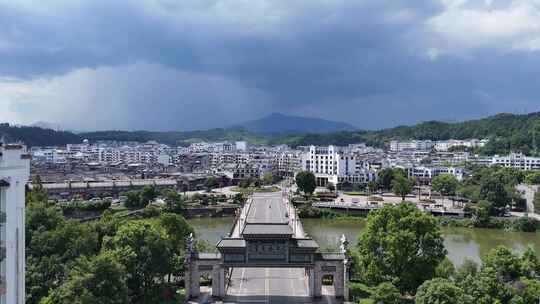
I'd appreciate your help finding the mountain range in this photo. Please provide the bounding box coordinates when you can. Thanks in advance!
[1,112,540,155]
[231,113,357,134]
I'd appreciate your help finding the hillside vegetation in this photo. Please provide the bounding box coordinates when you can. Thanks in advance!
[2,112,540,155]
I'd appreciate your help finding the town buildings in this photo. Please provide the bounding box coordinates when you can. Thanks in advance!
[301,145,377,187]
[390,139,488,152]
[0,144,30,304]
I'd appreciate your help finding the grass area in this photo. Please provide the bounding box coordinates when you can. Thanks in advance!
[231,186,280,193]
[344,192,366,196]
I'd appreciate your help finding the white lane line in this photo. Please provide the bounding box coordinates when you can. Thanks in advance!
[265,268,269,302]
[239,268,246,295]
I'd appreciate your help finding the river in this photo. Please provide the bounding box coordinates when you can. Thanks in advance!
[187,217,540,266]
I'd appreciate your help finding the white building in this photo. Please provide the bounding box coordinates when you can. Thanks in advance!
[434,139,488,152]
[389,140,434,152]
[492,153,540,170]
[235,141,248,151]
[0,144,30,304]
[399,165,464,182]
[301,145,376,187]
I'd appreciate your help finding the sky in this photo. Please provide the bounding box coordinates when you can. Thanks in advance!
[1,0,540,131]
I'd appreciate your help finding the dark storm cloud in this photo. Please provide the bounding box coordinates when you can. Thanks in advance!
[1,0,540,130]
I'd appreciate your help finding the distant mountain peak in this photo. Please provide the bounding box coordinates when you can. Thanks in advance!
[232,113,357,134]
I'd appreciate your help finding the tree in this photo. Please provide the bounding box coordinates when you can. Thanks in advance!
[479,174,512,215]
[524,171,540,185]
[159,213,193,252]
[415,278,466,304]
[162,189,184,213]
[367,181,379,194]
[41,251,129,304]
[376,168,396,190]
[262,172,274,185]
[482,246,523,282]
[432,174,459,199]
[295,171,316,196]
[124,191,142,209]
[459,267,514,304]
[158,214,193,282]
[140,185,158,204]
[472,200,492,227]
[435,258,456,280]
[356,203,446,293]
[104,222,173,303]
[392,175,413,201]
[371,282,401,304]
[26,218,99,304]
[520,247,540,279]
[205,177,219,190]
[455,258,478,282]
[517,277,540,304]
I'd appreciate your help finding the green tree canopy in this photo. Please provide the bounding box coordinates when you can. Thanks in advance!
[392,175,413,201]
[371,282,401,304]
[41,251,129,304]
[356,203,446,294]
[104,222,173,302]
[262,172,274,185]
[482,246,523,282]
[140,185,158,204]
[415,278,466,304]
[295,171,316,196]
[431,174,459,197]
[124,191,143,209]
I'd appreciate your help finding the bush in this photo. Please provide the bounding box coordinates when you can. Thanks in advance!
[349,282,373,302]
[371,282,400,304]
[511,216,539,232]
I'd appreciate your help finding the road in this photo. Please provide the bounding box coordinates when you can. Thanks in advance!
[224,268,338,304]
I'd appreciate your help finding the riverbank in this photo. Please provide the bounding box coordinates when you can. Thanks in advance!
[297,205,539,232]
[187,217,540,266]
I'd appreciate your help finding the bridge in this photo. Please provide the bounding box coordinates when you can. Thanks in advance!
[185,191,349,303]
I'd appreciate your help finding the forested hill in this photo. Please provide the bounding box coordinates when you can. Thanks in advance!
[3,112,540,154]
[281,112,540,154]
[0,123,82,147]
[79,129,271,146]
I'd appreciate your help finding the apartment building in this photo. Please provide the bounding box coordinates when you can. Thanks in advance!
[274,151,302,178]
[301,145,376,187]
[0,144,30,304]
[398,165,464,184]
[492,153,540,170]
[434,139,488,152]
[390,140,435,152]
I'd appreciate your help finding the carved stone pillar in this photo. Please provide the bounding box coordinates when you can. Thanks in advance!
[212,265,226,298]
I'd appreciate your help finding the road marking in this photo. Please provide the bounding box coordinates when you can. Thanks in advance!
[265,268,269,302]
[239,268,246,295]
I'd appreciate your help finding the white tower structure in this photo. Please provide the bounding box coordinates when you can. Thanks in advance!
[0,144,30,304]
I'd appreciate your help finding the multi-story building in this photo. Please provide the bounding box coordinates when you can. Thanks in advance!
[491,153,540,170]
[0,144,30,304]
[301,145,376,187]
[397,165,465,184]
[434,139,488,152]
[274,151,302,178]
[389,140,435,152]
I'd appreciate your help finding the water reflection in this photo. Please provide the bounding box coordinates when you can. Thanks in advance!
[187,217,540,266]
